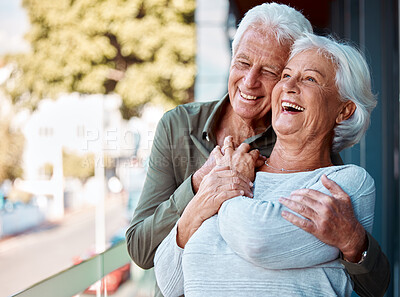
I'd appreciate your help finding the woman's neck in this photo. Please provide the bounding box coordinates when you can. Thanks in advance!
[263,138,333,173]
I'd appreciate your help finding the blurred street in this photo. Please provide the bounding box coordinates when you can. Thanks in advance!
[0,195,129,297]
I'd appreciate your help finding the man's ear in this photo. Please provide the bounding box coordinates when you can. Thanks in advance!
[336,101,356,124]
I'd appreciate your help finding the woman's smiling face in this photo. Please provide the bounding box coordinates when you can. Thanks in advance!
[271,49,349,144]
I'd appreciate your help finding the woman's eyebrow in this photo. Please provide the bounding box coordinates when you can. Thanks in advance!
[283,66,326,78]
[304,68,325,77]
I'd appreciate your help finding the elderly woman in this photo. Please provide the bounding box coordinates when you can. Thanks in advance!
[154,33,377,297]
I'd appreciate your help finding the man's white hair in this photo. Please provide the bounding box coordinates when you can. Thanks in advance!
[290,33,377,152]
[232,2,313,56]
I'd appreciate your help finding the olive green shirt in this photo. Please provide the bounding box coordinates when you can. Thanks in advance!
[125,94,390,297]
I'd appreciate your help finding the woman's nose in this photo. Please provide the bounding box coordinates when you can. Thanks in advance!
[282,77,300,93]
[243,68,261,88]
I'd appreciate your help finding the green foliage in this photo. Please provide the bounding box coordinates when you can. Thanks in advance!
[0,120,24,182]
[63,150,95,181]
[5,0,196,118]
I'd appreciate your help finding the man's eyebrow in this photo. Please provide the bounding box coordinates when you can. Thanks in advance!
[235,54,280,72]
[235,53,249,60]
[265,64,280,72]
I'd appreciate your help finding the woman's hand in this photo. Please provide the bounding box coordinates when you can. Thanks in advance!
[216,136,263,182]
[177,164,253,248]
[176,136,263,248]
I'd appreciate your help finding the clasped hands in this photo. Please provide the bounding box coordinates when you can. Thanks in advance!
[177,136,263,248]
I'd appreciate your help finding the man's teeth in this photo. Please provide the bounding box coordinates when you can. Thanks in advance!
[282,101,305,112]
[241,91,258,100]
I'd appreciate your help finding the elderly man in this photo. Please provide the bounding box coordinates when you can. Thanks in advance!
[126,3,390,297]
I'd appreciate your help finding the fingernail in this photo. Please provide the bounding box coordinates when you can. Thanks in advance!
[281,211,288,217]
[249,181,253,187]
[240,190,244,195]
[249,192,253,198]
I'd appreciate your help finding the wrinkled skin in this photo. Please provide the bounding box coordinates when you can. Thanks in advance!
[279,174,367,262]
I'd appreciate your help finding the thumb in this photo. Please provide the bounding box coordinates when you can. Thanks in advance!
[249,149,260,162]
[321,174,347,199]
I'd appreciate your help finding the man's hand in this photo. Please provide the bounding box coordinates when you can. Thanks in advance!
[279,174,368,263]
[178,165,253,248]
[192,150,217,193]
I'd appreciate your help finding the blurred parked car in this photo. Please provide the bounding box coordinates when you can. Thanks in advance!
[73,229,131,295]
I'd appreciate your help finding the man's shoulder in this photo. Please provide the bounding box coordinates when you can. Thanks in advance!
[161,99,221,123]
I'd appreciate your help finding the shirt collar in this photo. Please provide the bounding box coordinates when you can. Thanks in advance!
[202,93,275,150]
[202,94,229,143]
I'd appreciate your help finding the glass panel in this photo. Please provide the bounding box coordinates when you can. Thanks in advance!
[74,266,155,297]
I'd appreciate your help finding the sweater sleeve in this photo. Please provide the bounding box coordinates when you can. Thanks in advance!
[217,165,375,270]
[154,223,185,297]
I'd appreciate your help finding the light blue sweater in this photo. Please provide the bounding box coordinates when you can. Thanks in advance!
[154,165,375,297]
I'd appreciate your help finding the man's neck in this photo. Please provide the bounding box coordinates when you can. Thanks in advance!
[215,103,270,146]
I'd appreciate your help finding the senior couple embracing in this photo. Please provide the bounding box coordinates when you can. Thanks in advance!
[126,3,390,297]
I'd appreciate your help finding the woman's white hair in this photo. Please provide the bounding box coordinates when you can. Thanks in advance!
[290,33,377,152]
[232,3,313,56]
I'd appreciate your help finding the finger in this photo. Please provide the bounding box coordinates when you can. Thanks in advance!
[217,177,253,197]
[211,165,230,173]
[215,189,246,207]
[286,194,321,208]
[249,149,260,162]
[321,174,348,199]
[279,197,318,220]
[290,188,330,201]
[212,145,224,159]
[216,169,253,187]
[211,146,224,165]
[222,136,234,155]
[215,182,253,198]
[281,210,316,234]
[236,142,251,153]
[255,154,266,168]
[232,170,253,187]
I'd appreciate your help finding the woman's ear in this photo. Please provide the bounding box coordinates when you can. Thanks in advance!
[336,101,356,124]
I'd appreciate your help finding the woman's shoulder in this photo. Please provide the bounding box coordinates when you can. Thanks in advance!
[324,164,371,180]
[321,164,375,195]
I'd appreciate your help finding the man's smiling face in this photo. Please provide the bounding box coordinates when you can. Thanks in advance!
[228,27,290,127]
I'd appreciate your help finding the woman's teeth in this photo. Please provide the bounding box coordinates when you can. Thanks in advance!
[282,101,305,112]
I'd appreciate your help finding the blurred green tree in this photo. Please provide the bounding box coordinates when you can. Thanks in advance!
[63,150,95,181]
[0,119,24,182]
[4,0,196,118]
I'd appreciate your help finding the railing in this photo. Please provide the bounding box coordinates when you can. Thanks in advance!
[12,240,133,297]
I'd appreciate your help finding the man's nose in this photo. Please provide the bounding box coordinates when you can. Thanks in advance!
[243,67,261,88]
